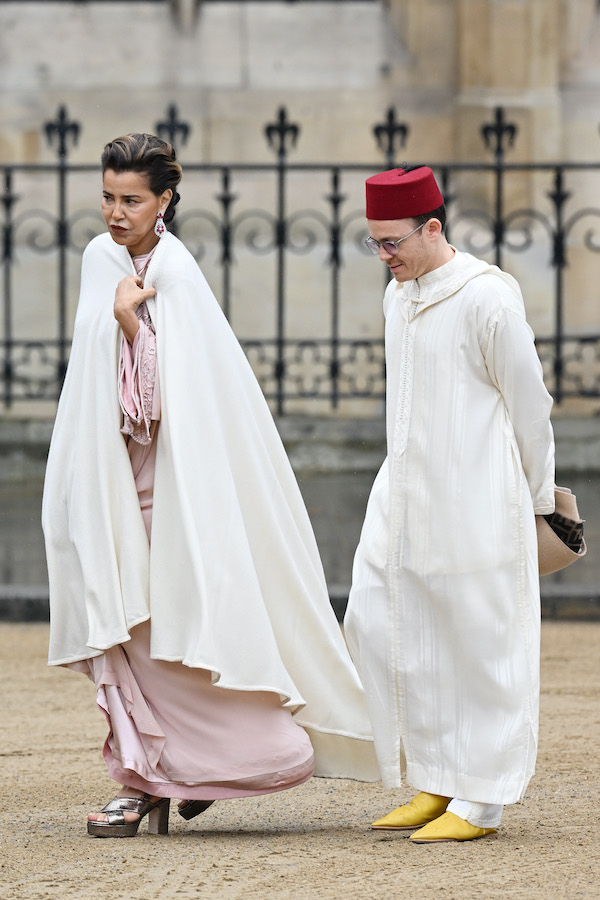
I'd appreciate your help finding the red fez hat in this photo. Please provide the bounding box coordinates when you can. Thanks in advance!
[365,167,444,220]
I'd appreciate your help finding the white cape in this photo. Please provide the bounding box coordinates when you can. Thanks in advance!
[42,231,379,780]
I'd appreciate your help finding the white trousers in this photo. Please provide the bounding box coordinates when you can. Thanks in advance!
[448,798,503,828]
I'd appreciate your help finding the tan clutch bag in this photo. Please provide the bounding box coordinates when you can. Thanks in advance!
[536,486,587,576]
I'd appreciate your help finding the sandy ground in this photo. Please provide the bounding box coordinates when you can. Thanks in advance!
[1,621,599,900]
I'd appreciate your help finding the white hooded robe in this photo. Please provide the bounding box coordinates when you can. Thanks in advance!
[344,249,555,803]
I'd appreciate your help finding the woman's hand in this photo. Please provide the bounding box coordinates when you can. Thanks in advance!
[114,276,157,345]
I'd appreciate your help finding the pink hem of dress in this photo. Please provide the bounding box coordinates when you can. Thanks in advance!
[89,620,316,800]
[103,760,314,801]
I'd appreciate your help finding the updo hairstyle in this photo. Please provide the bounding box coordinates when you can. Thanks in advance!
[101,133,182,224]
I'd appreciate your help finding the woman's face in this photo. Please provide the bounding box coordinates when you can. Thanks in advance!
[101,169,172,257]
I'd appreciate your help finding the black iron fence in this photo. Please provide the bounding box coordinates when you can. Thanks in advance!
[2,104,600,414]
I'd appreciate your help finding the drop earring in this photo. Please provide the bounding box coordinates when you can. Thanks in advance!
[154,211,166,237]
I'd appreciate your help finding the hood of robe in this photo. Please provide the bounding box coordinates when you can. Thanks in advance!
[384,248,523,321]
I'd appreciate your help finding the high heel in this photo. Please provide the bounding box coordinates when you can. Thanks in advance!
[178,799,215,821]
[87,793,170,838]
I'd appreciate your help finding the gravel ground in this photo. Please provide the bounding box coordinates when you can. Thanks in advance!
[2,621,599,899]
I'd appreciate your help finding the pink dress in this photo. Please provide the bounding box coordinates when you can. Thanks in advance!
[83,250,315,800]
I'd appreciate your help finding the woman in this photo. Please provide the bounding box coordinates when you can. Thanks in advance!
[42,134,379,838]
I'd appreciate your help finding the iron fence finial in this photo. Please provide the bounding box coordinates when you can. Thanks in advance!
[44,106,80,161]
[265,107,300,162]
[481,107,518,163]
[373,107,409,167]
[156,104,191,150]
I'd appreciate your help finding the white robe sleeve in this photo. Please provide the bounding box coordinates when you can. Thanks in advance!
[483,307,555,514]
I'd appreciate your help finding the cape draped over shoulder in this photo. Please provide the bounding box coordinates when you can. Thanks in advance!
[43,232,379,778]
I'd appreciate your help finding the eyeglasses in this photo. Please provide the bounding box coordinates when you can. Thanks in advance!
[364,222,425,256]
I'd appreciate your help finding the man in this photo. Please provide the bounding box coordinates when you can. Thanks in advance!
[344,166,555,843]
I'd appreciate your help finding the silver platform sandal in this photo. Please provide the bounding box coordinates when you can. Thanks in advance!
[87,793,170,838]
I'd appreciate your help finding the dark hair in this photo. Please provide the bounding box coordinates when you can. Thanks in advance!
[101,133,182,224]
[401,163,447,235]
[413,204,447,234]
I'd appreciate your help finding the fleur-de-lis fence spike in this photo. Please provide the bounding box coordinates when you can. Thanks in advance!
[265,107,300,163]
[44,106,80,160]
[373,107,409,167]
[156,104,191,150]
[481,107,518,163]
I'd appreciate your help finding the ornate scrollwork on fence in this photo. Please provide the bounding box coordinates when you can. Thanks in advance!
[68,210,106,253]
[12,210,59,256]
[242,339,385,403]
[1,341,66,403]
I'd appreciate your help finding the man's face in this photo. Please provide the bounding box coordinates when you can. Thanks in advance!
[367,218,433,283]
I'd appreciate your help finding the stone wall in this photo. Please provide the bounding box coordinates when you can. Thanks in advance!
[0,1,397,164]
[2,1,600,166]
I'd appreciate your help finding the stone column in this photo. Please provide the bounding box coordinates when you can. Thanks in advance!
[171,0,199,31]
[384,0,597,162]
[454,0,563,163]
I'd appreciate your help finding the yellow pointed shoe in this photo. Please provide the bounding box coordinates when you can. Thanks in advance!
[409,811,498,843]
[371,792,450,830]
